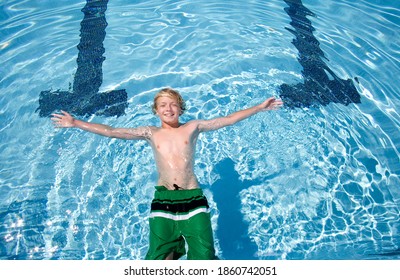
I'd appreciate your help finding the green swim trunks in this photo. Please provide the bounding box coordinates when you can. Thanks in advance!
[145,186,217,260]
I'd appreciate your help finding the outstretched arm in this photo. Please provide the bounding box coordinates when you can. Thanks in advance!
[197,97,283,132]
[51,111,152,140]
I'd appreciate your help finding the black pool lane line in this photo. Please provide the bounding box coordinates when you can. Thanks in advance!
[279,0,361,108]
[37,0,362,117]
[37,0,127,118]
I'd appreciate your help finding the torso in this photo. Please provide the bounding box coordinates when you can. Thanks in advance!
[148,121,200,190]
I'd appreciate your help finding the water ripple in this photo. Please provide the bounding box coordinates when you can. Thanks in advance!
[1,0,399,260]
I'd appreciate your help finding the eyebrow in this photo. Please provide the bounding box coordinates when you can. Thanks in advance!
[158,101,178,105]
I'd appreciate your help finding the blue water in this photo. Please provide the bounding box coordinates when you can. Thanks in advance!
[1,0,399,260]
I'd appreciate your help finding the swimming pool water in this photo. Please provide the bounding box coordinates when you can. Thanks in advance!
[0,0,399,260]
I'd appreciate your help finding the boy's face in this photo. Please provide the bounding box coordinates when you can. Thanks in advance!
[155,96,181,126]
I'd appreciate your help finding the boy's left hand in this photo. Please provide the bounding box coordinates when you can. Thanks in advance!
[259,97,283,111]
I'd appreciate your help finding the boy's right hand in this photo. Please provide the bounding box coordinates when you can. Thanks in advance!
[51,110,75,128]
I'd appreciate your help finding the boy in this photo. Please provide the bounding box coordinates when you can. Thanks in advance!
[52,88,283,260]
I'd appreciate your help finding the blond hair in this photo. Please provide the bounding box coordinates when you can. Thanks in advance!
[152,88,186,115]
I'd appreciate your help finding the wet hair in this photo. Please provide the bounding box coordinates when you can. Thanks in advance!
[152,88,186,115]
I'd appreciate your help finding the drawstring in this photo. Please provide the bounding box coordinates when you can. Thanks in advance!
[173,184,182,190]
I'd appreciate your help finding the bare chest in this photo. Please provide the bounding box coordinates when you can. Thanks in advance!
[152,127,197,156]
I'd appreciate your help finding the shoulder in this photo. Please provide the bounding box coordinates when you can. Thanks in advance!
[182,120,204,130]
[147,126,158,132]
[145,126,159,137]
[186,118,223,132]
[183,119,223,133]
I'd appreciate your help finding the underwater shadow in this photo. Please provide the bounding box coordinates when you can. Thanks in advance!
[37,0,127,117]
[211,158,259,260]
[279,0,361,108]
[369,248,400,259]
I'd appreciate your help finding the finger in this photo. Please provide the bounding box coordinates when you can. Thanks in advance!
[269,102,283,110]
[51,120,62,126]
[52,121,61,127]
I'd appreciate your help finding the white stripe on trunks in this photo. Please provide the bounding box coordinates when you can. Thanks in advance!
[149,207,209,221]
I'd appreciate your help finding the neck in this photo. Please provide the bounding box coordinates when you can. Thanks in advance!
[161,121,180,129]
